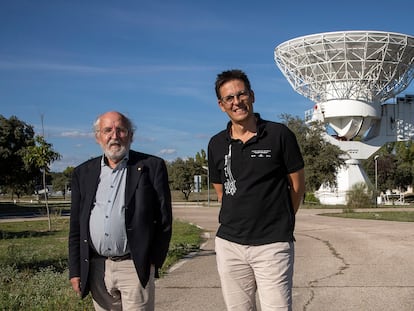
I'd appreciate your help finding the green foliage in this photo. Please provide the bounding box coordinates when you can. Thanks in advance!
[23,135,62,230]
[394,162,413,192]
[195,149,208,168]
[0,218,83,309]
[50,172,68,197]
[0,265,94,310]
[23,135,61,173]
[363,141,414,193]
[167,158,196,200]
[280,114,345,192]
[345,183,373,211]
[324,211,414,222]
[167,150,207,201]
[161,220,202,274]
[0,115,39,198]
[49,167,73,199]
[63,166,75,184]
[304,192,320,204]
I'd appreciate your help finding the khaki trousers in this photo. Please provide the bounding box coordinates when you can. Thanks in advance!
[215,237,294,311]
[89,256,155,311]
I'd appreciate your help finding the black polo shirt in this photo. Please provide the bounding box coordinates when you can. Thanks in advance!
[208,114,304,245]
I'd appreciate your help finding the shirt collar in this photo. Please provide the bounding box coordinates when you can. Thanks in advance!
[225,113,265,141]
[101,152,129,170]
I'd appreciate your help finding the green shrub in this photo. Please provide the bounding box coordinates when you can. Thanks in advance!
[304,192,320,204]
[345,182,373,212]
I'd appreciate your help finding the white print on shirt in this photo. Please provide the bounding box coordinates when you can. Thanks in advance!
[224,144,237,195]
[251,149,272,158]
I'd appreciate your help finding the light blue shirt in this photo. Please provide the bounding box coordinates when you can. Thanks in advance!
[89,155,130,257]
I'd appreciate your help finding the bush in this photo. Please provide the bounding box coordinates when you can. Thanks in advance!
[304,192,320,204]
[345,183,373,212]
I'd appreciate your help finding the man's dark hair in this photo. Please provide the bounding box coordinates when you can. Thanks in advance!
[215,69,252,99]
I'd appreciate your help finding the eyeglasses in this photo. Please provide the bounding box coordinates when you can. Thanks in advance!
[220,90,250,105]
[98,127,129,137]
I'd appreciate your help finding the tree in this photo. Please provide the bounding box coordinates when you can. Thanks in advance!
[393,141,414,192]
[51,166,74,199]
[63,166,74,193]
[195,149,207,167]
[167,155,206,201]
[0,115,39,198]
[394,162,412,192]
[194,149,208,189]
[51,172,65,197]
[364,141,414,194]
[24,135,61,230]
[280,114,345,192]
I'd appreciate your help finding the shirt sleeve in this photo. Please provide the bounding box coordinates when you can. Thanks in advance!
[208,138,222,184]
[282,125,305,174]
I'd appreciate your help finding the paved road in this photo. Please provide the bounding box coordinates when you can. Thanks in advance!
[155,204,414,311]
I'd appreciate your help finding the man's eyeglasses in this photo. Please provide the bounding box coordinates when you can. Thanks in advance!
[220,90,250,105]
[98,127,129,137]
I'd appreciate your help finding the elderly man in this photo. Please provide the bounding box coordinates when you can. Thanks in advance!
[69,111,172,310]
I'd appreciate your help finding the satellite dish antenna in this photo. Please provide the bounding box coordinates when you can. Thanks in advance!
[275,31,414,204]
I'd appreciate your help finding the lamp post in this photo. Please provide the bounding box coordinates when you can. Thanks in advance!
[374,155,379,208]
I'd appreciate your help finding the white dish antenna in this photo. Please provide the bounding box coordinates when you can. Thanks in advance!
[275,31,414,139]
[274,31,414,204]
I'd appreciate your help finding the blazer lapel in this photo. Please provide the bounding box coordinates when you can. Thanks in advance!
[84,159,101,212]
[125,157,143,206]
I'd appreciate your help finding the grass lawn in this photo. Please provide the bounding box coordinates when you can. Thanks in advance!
[322,210,414,222]
[0,217,202,310]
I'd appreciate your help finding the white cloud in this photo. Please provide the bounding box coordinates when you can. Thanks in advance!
[60,131,94,138]
[159,149,177,155]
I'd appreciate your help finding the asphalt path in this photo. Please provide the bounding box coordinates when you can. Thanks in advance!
[155,204,414,311]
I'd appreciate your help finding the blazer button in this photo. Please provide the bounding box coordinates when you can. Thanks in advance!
[84,259,88,262]
[83,239,88,243]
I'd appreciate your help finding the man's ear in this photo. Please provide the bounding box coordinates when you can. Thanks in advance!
[218,100,226,112]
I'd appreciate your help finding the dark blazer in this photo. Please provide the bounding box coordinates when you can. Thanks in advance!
[68,150,172,298]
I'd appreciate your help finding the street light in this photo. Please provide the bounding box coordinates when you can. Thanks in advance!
[374,155,379,208]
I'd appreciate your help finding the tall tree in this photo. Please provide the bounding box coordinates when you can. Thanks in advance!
[0,115,39,198]
[167,157,200,201]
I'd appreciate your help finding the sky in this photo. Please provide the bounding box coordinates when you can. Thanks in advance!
[1,0,414,172]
